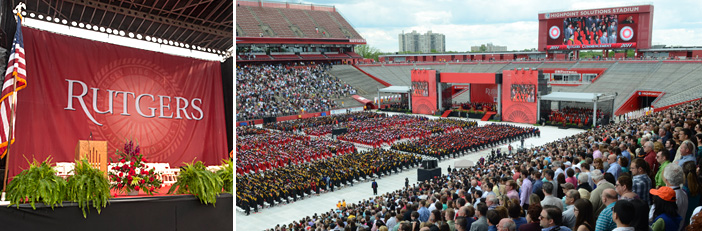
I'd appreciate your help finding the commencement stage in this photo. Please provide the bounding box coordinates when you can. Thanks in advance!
[0,194,233,231]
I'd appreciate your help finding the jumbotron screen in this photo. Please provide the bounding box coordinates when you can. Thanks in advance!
[538,5,653,51]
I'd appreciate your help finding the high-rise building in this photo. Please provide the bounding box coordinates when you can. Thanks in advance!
[471,43,508,52]
[399,30,445,53]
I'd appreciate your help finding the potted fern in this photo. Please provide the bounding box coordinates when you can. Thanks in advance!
[217,159,233,193]
[66,159,112,218]
[6,157,66,210]
[168,161,223,206]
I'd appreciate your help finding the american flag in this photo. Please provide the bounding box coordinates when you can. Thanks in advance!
[0,15,26,159]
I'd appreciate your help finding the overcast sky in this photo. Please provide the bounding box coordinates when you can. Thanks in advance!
[298,0,702,53]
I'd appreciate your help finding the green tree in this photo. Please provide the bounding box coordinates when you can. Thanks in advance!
[480,44,487,52]
[354,45,382,61]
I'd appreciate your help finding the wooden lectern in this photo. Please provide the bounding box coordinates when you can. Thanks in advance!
[75,140,108,177]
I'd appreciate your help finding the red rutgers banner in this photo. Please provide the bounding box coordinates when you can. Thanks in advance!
[470,84,498,103]
[9,28,227,178]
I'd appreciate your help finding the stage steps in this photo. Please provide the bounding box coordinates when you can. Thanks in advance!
[441,110,452,118]
[481,111,496,121]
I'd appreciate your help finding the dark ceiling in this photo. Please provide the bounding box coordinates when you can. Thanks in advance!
[11,0,233,54]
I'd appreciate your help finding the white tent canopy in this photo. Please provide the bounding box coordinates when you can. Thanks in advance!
[540,92,614,103]
[454,160,474,169]
[378,86,411,93]
[540,92,616,127]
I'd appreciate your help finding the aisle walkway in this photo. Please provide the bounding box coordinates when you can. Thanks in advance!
[235,113,585,231]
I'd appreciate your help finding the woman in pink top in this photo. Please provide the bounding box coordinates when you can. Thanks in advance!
[505,180,519,200]
[565,168,578,185]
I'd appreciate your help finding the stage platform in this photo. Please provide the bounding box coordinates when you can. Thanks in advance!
[0,193,232,230]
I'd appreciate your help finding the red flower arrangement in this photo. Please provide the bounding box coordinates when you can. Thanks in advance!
[108,140,162,195]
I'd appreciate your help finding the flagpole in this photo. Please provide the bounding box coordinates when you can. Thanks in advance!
[2,9,23,194]
[2,74,17,193]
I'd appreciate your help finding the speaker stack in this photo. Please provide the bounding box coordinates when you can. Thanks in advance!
[417,159,441,181]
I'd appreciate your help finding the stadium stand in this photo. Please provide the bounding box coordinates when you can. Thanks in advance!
[236,0,362,39]
[329,65,387,99]
[236,63,357,121]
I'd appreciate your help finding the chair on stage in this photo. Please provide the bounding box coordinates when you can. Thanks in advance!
[53,162,74,179]
[151,163,180,186]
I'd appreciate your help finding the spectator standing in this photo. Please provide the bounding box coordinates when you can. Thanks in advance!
[519,204,543,231]
[606,154,622,180]
[372,179,379,195]
[562,189,581,229]
[663,164,688,229]
[541,182,563,211]
[419,200,431,222]
[676,140,696,167]
[497,218,515,231]
[520,170,533,208]
[594,189,618,231]
[655,150,671,187]
[573,199,595,231]
[539,207,572,231]
[590,170,615,218]
[470,203,489,231]
[611,200,636,231]
[683,161,701,228]
[577,172,592,200]
[630,159,652,204]
[649,186,682,231]
[615,175,638,200]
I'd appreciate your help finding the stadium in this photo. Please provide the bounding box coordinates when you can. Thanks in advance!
[236,1,702,231]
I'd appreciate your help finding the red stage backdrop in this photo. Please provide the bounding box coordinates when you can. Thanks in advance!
[470,84,498,103]
[501,70,538,124]
[9,28,227,178]
[411,69,438,115]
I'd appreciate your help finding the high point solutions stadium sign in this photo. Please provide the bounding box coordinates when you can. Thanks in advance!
[544,6,643,19]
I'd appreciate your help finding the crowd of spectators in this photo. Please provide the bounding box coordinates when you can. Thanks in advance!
[237,148,423,215]
[546,107,606,126]
[269,99,702,231]
[392,124,538,159]
[237,63,356,121]
[236,127,356,174]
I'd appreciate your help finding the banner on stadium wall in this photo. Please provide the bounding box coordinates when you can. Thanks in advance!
[501,70,538,124]
[9,28,227,178]
[411,69,438,115]
[546,43,636,50]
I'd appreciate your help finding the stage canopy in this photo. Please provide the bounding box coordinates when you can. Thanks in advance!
[540,92,616,127]
[378,86,410,93]
[540,92,615,103]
